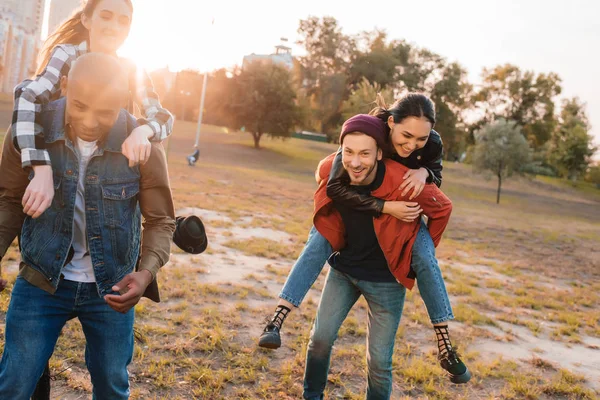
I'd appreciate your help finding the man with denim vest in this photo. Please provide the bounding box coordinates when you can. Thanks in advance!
[0,53,175,399]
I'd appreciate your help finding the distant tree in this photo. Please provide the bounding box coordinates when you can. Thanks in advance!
[203,68,238,127]
[585,164,600,185]
[349,30,399,89]
[383,42,473,160]
[296,16,357,136]
[430,61,473,160]
[472,64,562,148]
[548,98,597,180]
[473,119,531,204]
[159,69,204,121]
[297,16,355,81]
[340,78,393,122]
[229,62,300,149]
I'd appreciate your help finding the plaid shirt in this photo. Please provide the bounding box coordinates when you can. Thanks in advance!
[12,41,174,168]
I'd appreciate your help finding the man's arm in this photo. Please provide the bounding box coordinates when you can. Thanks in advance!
[137,142,176,279]
[0,130,30,288]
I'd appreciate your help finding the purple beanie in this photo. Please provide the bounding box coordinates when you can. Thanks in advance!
[340,114,386,149]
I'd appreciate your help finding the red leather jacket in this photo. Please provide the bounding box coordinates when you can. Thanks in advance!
[313,154,452,290]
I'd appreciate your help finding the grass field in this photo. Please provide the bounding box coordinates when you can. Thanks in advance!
[0,112,599,399]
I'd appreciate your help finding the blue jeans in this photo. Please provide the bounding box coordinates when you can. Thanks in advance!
[303,267,406,400]
[279,225,333,307]
[411,219,454,324]
[279,221,453,323]
[0,277,135,400]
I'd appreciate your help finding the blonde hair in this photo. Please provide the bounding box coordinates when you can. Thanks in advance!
[35,0,133,76]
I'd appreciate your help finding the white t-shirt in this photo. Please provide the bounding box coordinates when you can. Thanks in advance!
[62,138,98,282]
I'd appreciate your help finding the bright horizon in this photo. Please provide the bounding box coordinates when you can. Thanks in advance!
[43,0,600,156]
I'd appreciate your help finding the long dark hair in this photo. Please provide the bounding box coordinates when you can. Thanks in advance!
[369,92,436,136]
[36,0,134,75]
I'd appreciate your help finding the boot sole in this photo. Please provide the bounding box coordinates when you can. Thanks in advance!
[258,335,281,349]
[450,367,471,384]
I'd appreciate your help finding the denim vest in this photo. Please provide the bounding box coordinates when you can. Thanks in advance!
[20,98,142,297]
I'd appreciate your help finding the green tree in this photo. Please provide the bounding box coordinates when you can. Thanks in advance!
[297,16,355,80]
[349,30,400,89]
[473,119,531,204]
[585,164,600,185]
[297,16,357,136]
[472,64,562,148]
[340,78,393,121]
[430,61,473,160]
[377,42,473,160]
[548,98,597,180]
[229,62,300,149]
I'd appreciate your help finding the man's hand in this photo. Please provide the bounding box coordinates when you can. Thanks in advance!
[399,167,429,200]
[382,201,423,222]
[23,165,54,218]
[122,125,154,167]
[104,270,153,313]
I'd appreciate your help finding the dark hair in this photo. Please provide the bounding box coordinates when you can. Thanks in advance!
[369,92,436,136]
[36,0,134,75]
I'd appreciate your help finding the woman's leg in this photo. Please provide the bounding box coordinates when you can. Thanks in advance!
[410,219,471,384]
[259,225,333,349]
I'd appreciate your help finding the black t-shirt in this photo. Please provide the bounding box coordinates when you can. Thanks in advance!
[329,161,396,282]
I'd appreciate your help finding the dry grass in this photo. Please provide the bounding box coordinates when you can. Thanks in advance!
[0,117,599,398]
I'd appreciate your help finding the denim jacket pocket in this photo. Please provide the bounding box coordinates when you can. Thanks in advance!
[101,181,140,227]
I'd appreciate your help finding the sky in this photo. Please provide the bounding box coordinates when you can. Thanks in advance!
[43,0,600,155]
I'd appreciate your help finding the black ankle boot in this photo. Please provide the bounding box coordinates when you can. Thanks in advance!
[434,324,471,384]
[439,348,471,384]
[258,305,290,349]
[258,323,282,349]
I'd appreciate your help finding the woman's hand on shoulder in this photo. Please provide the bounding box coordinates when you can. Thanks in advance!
[122,125,153,167]
[23,165,54,219]
[399,167,429,200]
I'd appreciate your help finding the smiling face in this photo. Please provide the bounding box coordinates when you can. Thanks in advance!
[341,132,383,186]
[64,79,124,142]
[60,53,129,142]
[388,116,432,158]
[81,0,133,54]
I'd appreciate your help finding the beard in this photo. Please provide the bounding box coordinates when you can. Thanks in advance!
[346,161,377,185]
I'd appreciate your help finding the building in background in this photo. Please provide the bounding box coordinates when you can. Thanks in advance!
[48,0,81,36]
[0,0,45,92]
[242,39,294,71]
[3,0,45,38]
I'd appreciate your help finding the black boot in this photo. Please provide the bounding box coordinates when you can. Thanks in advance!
[31,363,51,400]
[258,305,291,349]
[434,325,471,384]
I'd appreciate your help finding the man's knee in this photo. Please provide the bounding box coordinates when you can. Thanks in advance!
[367,349,393,376]
[0,357,44,399]
[88,360,130,399]
[307,331,336,357]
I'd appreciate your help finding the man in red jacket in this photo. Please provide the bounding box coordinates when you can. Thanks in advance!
[303,115,456,399]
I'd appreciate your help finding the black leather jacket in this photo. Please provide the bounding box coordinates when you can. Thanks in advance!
[326,129,443,217]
